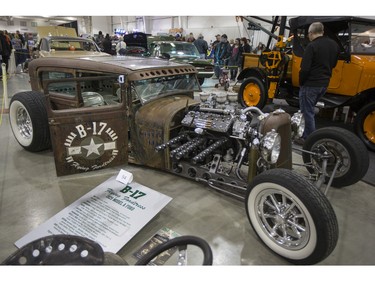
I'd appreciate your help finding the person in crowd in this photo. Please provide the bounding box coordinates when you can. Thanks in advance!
[96,31,104,49]
[193,34,208,59]
[229,39,234,47]
[186,32,195,43]
[239,37,251,72]
[228,38,241,81]
[241,37,252,53]
[175,33,183,41]
[296,22,339,145]
[16,30,25,48]
[11,33,23,69]
[214,34,232,78]
[116,36,127,56]
[253,42,265,54]
[102,33,113,55]
[212,34,221,62]
[0,30,13,73]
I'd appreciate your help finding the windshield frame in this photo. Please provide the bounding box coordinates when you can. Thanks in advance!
[131,73,201,104]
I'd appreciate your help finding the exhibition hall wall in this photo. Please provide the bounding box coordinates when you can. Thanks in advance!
[0,16,275,48]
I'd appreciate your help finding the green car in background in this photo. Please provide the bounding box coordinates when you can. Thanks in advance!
[124,33,214,85]
[148,40,214,85]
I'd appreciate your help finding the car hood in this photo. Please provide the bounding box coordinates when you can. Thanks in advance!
[40,51,111,58]
[123,32,149,49]
[168,56,212,65]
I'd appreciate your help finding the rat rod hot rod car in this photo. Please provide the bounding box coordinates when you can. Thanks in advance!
[9,56,369,264]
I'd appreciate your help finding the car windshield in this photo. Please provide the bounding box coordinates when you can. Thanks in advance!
[132,73,200,103]
[351,22,375,54]
[160,42,200,57]
[50,39,99,52]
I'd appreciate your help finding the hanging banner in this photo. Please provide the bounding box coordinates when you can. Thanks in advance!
[15,171,172,253]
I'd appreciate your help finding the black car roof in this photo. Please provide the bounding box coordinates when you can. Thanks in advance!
[289,16,375,31]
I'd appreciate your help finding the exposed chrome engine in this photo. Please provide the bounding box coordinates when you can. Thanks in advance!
[155,92,304,199]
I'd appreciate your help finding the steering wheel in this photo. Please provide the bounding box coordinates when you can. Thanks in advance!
[2,235,106,265]
[135,235,213,265]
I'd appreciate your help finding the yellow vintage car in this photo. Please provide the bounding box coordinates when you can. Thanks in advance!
[237,16,375,151]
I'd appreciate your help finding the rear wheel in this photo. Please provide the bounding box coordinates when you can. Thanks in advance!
[246,169,338,265]
[302,127,369,187]
[9,91,51,152]
[354,101,375,151]
[238,77,268,108]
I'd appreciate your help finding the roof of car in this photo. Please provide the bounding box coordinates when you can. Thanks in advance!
[28,56,198,80]
[152,41,193,44]
[289,16,375,31]
[44,36,95,41]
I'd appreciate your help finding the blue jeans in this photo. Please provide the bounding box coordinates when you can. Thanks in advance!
[299,86,327,138]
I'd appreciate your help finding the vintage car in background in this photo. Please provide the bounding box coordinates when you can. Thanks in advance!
[147,41,214,85]
[32,36,110,59]
[121,32,150,57]
[123,32,214,85]
[236,16,375,151]
[8,55,369,264]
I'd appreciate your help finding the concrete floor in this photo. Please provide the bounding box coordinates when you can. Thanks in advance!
[1,73,375,267]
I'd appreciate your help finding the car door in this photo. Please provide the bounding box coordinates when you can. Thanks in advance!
[41,69,129,176]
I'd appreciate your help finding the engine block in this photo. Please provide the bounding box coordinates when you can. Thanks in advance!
[181,110,236,133]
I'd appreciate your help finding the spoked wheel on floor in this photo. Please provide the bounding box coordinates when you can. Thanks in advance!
[245,168,338,265]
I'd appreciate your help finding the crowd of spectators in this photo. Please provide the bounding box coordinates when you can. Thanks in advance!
[1,27,262,82]
[1,29,33,78]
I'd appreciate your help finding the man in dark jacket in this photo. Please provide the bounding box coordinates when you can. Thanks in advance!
[214,34,232,78]
[297,22,339,143]
[193,34,208,59]
[102,33,113,55]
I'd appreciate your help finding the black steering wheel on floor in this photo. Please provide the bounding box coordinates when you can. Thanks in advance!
[135,235,213,265]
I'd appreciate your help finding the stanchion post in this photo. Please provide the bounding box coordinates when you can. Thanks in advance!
[2,63,9,109]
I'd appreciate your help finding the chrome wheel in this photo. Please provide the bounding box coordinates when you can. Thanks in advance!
[16,104,33,140]
[246,169,338,264]
[252,184,312,251]
[10,100,33,147]
[9,91,51,152]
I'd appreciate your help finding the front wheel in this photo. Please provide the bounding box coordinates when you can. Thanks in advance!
[354,101,375,151]
[9,91,51,152]
[238,77,268,109]
[302,127,369,187]
[245,169,338,265]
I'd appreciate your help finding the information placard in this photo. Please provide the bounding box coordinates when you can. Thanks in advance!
[15,174,172,253]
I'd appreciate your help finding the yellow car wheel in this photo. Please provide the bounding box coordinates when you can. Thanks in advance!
[238,77,267,109]
[354,102,375,151]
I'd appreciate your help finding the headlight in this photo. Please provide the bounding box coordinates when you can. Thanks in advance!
[260,130,281,164]
[291,111,305,138]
